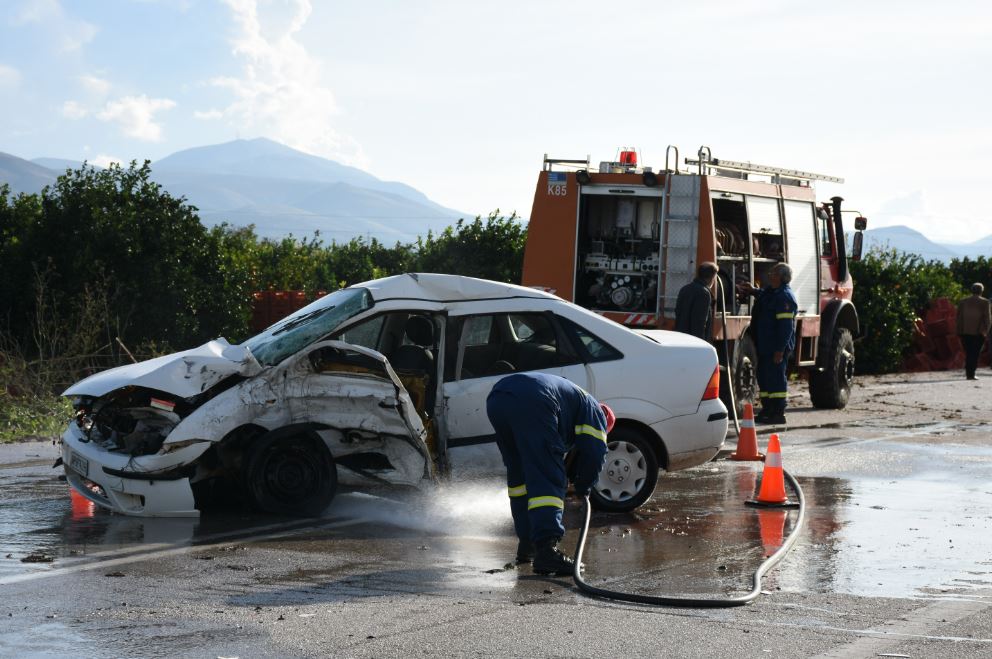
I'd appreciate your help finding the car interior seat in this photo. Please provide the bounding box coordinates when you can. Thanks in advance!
[390,315,435,374]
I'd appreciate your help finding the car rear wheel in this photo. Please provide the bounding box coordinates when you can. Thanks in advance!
[590,427,659,513]
[244,433,337,516]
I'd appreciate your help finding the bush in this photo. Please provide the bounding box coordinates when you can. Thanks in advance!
[948,256,992,298]
[850,248,964,373]
[416,211,526,283]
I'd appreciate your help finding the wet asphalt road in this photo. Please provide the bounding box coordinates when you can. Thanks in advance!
[1,371,991,658]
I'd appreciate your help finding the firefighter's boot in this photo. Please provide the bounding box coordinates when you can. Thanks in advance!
[532,538,574,576]
[515,539,535,563]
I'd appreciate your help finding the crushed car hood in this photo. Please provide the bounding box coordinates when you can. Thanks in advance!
[63,339,262,399]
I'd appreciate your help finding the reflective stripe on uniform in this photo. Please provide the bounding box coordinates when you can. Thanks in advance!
[575,424,607,443]
[507,484,527,498]
[759,391,770,398]
[766,391,788,399]
[776,312,795,320]
[527,496,564,510]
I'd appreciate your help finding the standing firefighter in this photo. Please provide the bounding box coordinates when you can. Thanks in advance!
[486,373,614,576]
[675,262,719,340]
[746,262,798,424]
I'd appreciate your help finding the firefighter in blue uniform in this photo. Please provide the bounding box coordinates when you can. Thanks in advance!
[486,372,614,575]
[747,262,798,424]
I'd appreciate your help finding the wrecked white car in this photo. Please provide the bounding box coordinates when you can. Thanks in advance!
[61,274,728,517]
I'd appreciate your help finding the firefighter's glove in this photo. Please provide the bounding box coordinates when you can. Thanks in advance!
[573,482,592,498]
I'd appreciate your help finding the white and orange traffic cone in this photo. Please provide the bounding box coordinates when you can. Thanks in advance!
[731,403,764,461]
[745,434,799,509]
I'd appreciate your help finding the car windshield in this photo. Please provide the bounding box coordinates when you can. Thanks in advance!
[243,288,374,366]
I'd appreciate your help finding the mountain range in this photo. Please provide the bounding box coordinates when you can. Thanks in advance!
[2,138,990,259]
[0,138,465,244]
[861,225,991,262]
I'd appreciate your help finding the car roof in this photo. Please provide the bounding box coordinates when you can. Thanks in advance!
[355,273,558,304]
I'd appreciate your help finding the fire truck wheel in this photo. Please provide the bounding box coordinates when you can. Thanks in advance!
[809,327,855,409]
[721,335,758,417]
[590,427,659,513]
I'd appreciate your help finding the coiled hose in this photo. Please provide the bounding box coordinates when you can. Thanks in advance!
[571,275,805,606]
[573,469,804,607]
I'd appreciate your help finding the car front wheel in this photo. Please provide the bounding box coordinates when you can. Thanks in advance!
[244,433,337,516]
[590,427,660,512]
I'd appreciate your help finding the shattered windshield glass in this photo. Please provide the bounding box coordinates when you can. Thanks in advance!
[243,288,374,366]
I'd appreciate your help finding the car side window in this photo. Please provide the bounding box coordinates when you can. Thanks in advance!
[462,315,494,346]
[333,315,386,351]
[558,317,623,362]
[455,312,578,380]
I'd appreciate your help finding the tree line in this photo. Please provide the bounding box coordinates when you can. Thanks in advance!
[1,159,989,382]
[0,161,525,366]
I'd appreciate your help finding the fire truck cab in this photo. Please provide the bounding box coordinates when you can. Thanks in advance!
[521,146,867,412]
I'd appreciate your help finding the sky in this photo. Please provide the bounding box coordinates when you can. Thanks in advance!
[1,0,990,243]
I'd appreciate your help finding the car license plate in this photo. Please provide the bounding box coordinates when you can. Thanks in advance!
[69,451,89,477]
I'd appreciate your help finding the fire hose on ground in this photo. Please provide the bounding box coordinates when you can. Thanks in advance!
[570,275,807,607]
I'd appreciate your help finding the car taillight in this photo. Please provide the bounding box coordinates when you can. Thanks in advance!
[702,366,720,400]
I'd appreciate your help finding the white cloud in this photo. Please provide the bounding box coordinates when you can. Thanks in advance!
[12,0,97,53]
[210,0,366,166]
[97,95,176,141]
[61,100,88,119]
[0,63,20,88]
[194,109,223,120]
[91,154,123,168]
[79,74,111,96]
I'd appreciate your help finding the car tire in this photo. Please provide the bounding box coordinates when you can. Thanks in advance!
[244,432,337,516]
[809,327,855,409]
[590,427,659,513]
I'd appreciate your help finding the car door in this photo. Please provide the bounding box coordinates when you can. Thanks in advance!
[283,340,432,485]
[441,311,588,477]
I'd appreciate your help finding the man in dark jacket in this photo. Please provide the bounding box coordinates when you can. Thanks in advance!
[956,283,991,380]
[486,373,613,576]
[745,263,798,424]
[675,262,719,339]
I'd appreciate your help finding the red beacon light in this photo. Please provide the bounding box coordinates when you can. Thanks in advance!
[618,148,638,167]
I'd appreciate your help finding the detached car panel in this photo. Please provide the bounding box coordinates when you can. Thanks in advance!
[61,273,727,517]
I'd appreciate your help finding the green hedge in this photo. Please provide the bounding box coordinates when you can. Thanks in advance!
[850,249,966,373]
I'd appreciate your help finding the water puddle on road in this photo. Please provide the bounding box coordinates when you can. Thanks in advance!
[573,461,992,600]
[3,442,991,601]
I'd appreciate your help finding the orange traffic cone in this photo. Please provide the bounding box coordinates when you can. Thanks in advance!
[731,403,764,461]
[745,434,799,508]
[756,508,788,557]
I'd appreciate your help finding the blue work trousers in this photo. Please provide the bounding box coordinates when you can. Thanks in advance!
[486,390,568,544]
[757,351,789,414]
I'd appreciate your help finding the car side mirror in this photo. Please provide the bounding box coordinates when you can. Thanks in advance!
[851,231,864,261]
[854,216,867,231]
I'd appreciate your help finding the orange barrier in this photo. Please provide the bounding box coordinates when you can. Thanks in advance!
[746,434,799,508]
[730,403,764,461]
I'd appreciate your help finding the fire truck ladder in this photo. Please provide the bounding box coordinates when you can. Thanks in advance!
[658,175,700,314]
[684,154,844,184]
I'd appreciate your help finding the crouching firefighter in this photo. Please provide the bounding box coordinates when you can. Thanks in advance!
[486,373,615,576]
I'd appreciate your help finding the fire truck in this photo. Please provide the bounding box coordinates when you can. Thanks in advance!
[521,146,867,411]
